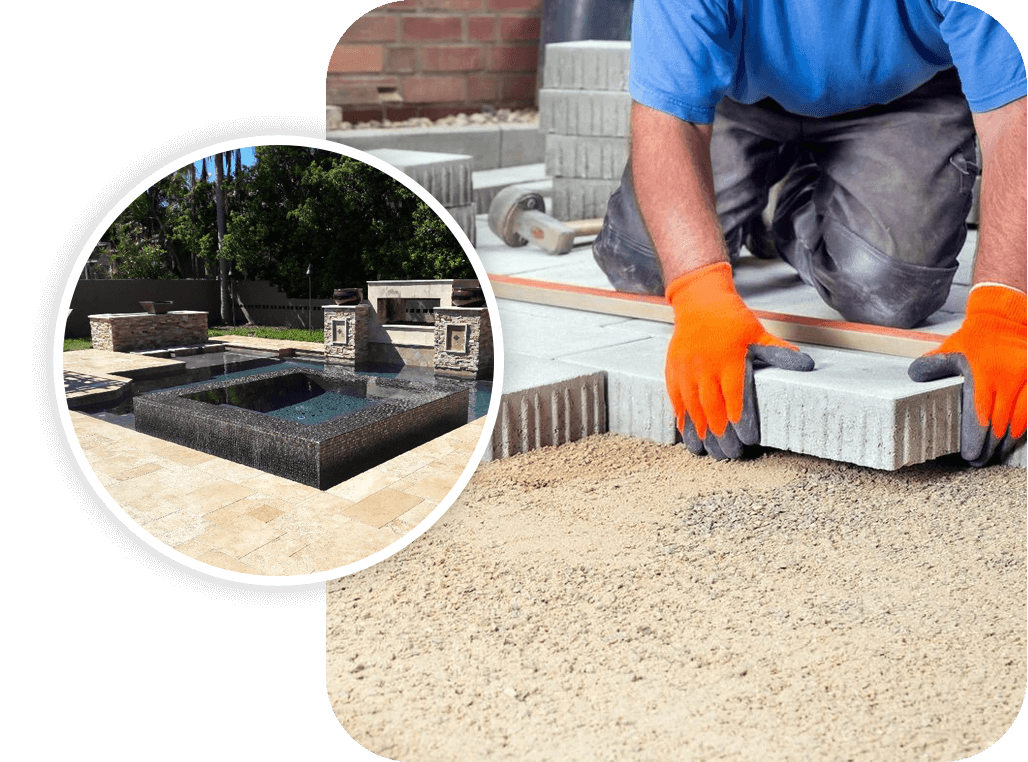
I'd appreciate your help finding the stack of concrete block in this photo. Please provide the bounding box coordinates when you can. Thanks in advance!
[365,148,476,246]
[540,41,631,221]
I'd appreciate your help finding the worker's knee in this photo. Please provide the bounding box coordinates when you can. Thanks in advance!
[812,220,957,329]
[593,166,665,296]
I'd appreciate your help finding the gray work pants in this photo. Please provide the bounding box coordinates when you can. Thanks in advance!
[592,69,979,328]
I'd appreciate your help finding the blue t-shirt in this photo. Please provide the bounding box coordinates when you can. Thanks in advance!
[629,0,1026,123]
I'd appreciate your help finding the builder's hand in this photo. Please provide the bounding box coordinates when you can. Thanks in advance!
[908,284,1026,466]
[666,262,815,459]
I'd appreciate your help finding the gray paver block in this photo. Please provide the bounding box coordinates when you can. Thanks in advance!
[563,337,678,445]
[486,368,606,460]
[499,124,547,168]
[496,301,658,359]
[552,177,620,220]
[366,148,472,207]
[539,89,632,137]
[546,134,629,180]
[329,127,502,170]
[472,163,549,213]
[543,41,631,91]
[756,345,962,470]
[328,124,545,171]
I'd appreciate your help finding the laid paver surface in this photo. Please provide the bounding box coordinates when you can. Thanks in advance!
[68,410,485,576]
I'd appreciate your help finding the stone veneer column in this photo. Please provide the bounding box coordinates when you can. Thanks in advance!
[433,307,493,380]
[88,312,208,352]
[323,303,370,366]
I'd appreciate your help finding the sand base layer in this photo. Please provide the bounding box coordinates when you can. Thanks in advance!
[327,435,1026,762]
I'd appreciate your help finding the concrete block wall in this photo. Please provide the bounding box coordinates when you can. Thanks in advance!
[540,41,629,220]
[327,0,544,124]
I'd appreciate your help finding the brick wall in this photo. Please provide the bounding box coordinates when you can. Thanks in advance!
[327,0,543,123]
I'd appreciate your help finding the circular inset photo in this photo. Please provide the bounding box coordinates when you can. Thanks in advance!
[58,138,501,583]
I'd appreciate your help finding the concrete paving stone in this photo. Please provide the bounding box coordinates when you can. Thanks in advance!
[775,292,965,336]
[486,370,606,460]
[498,297,638,330]
[941,283,970,314]
[755,344,962,470]
[499,124,547,168]
[366,148,472,207]
[500,250,617,289]
[375,450,442,480]
[328,127,503,170]
[196,456,267,484]
[172,534,219,560]
[543,40,631,91]
[545,134,629,180]
[89,454,158,479]
[327,123,546,171]
[472,164,549,213]
[298,491,358,515]
[246,503,287,523]
[496,307,658,360]
[561,336,678,445]
[954,231,977,285]
[206,496,287,526]
[539,90,632,137]
[551,177,620,220]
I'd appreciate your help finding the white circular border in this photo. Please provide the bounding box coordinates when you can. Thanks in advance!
[53,135,505,587]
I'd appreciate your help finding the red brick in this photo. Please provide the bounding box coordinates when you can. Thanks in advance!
[326,75,400,106]
[340,14,398,42]
[422,0,484,9]
[403,16,462,41]
[488,0,542,10]
[403,75,467,103]
[344,106,421,124]
[420,45,483,71]
[327,45,384,73]
[499,15,541,41]
[467,73,500,101]
[387,46,416,72]
[501,73,537,101]
[489,44,537,71]
[468,16,496,41]
[385,0,420,9]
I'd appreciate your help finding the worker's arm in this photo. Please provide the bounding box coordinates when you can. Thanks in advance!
[632,102,813,459]
[971,96,1027,290]
[631,102,728,278]
[908,96,1026,465]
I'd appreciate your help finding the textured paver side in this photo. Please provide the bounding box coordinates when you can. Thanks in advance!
[543,41,631,91]
[546,134,629,180]
[552,177,621,220]
[539,90,632,137]
[365,148,473,207]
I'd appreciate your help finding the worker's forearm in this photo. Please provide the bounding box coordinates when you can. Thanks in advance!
[630,102,728,286]
[971,97,1027,292]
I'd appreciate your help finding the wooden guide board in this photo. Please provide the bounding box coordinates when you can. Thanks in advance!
[487,274,948,359]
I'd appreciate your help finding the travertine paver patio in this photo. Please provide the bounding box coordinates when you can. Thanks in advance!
[69,411,485,575]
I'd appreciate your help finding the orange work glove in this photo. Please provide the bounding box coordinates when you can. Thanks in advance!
[665,261,815,459]
[908,284,1027,466]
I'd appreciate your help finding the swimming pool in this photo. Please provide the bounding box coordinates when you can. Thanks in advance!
[135,365,471,489]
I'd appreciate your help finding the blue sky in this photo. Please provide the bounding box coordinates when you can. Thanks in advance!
[192,146,256,177]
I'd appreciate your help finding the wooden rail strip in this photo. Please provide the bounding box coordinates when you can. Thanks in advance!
[487,274,948,359]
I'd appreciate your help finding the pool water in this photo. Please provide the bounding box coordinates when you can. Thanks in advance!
[185,372,391,425]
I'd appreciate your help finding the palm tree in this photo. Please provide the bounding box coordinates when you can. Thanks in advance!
[214,152,230,323]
